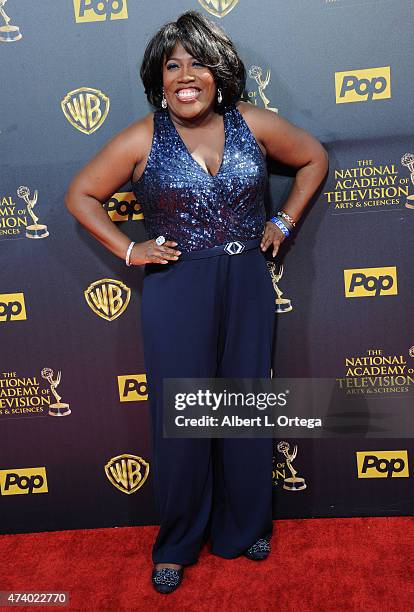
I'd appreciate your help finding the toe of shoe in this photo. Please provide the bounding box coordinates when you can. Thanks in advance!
[244,550,269,560]
[152,582,179,594]
[243,538,271,560]
[151,569,183,593]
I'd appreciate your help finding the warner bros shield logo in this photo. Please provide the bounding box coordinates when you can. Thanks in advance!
[104,454,150,494]
[61,87,110,134]
[198,0,239,18]
[84,279,131,321]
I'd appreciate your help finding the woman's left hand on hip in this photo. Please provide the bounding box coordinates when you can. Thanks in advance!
[260,221,286,257]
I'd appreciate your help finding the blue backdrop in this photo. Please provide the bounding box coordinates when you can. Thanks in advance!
[1,0,413,534]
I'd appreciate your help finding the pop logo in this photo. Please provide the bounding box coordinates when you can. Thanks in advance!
[344,267,397,298]
[0,292,27,322]
[0,467,48,495]
[117,374,148,402]
[104,192,143,222]
[73,0,128,22]
[356,451,409,478]
[335,66,391,104]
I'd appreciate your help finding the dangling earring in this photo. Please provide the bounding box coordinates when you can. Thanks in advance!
[161,88,167,109]
[217,88,223,104]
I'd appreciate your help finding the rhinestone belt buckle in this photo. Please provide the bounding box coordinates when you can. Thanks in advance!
[224,241,245,255]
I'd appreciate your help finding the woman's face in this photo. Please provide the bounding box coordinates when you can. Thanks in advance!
[162,41,217,119]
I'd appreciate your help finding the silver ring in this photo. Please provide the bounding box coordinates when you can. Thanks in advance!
[155,235,166,246]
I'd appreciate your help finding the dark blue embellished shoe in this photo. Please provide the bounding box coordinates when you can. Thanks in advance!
[243,538,271,560]
[151,566,184,594]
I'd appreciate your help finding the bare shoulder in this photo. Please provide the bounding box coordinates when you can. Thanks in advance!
[106,111,154,161]
[236,100,310,151]
[236,101,326,168]
[235,100,289,137]
[235,100,284,154]
[234,100,262,126]
[126,111,154,139]
[235,100,266,119]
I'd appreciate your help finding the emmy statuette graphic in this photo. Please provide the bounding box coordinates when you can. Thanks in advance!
[41,368,71,417]
[401,153,414,209]
[17,186,49,239]
[277,441,307,491]
[267,262,293,313]
[0,0,21,42]
[248,66,278,113]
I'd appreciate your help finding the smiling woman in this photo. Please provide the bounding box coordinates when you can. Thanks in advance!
[160,42,227,178]
[64,9,328,596]
[139,11,245,112]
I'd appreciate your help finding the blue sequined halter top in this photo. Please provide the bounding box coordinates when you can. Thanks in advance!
[132,104,268,252]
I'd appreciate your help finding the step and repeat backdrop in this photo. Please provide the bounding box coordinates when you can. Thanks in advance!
[1,0,413,534]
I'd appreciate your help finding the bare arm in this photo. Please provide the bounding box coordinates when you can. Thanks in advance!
[64,115,181,265]
[238,102,329,256]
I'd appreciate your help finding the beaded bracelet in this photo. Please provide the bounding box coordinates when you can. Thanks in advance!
[278,210,296,227]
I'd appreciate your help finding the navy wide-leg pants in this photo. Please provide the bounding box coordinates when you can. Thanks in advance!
[141,247,276,565]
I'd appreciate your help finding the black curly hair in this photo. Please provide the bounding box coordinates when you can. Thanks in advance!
[140,10,246,113]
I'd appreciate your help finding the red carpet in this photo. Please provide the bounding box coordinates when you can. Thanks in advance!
[0,517,413,611]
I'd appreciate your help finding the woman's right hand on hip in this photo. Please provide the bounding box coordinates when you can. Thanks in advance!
[130,239,181,265]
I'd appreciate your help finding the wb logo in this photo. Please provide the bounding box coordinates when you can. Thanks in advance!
[0,292,27,322]
[356,451,409,478]
[344,267,397,298]
[104,454,150,494]
[0,467,48,495]
[61,87,110,135]
[335,67,391,103]
[104,192,143,222]
[73,0,128,22]
[198,0,239,19]
[84,279,131,321]
[117,374,148,402]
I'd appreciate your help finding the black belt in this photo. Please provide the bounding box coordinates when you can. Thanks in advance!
[178,237,262,261]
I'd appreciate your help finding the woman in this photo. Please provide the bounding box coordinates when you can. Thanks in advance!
[65,10,328,594]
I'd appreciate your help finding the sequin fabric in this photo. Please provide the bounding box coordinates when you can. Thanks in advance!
[152,567,182,586]
[132,104,268,252]
[245,538,271,558]
[248,538,271,552]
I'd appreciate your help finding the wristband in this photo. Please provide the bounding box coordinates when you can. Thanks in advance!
[275,216,293,231]
[270,217,290,237]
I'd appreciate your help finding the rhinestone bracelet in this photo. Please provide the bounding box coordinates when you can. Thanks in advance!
[278,210,296,227]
